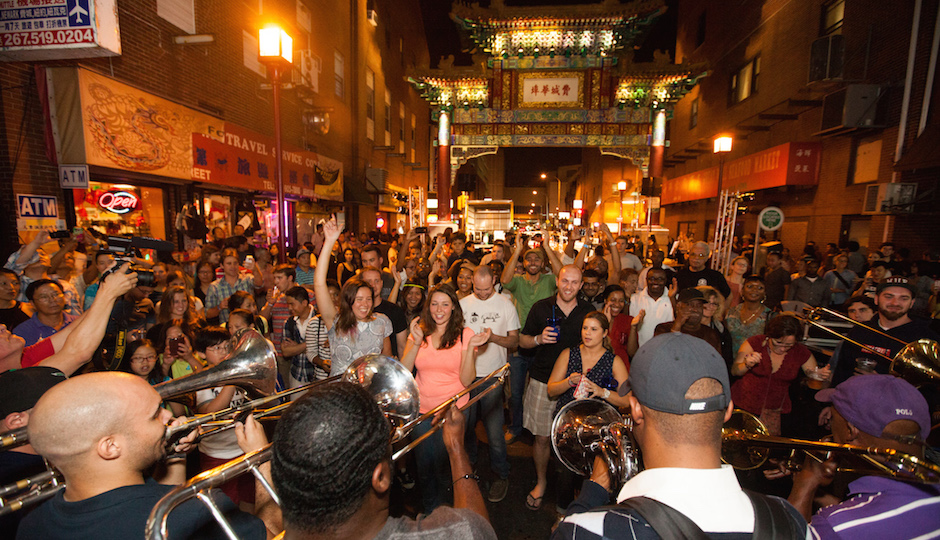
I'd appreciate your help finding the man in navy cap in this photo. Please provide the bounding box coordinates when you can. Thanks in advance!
[553,333,808,539]
[788,374,940,539]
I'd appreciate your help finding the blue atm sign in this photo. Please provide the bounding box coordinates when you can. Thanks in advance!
[17,195,58,218]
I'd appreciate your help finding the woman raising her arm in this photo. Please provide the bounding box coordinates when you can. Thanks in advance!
[314,217,392,376]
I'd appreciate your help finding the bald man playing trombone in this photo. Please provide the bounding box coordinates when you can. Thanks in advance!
[17,372,280,540]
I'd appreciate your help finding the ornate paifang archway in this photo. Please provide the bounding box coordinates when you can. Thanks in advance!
[408,0,707,220]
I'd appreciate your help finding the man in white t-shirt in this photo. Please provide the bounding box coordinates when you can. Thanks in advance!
[616,236,643,271]
[629,267,675,347]
[459,265,519,503]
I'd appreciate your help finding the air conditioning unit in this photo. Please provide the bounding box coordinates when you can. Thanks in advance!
[861,183,917,214]
[818,84,886,136]
[291,50,320,92]
[365,168,388,193]
[809,34,844,83]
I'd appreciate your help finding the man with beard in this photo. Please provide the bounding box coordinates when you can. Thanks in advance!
[518,265,592,510]
[18,372,278,539]
[578,269,605,310]
[675,242,731,298]
[654,288,722,354]
[501,232,557,444]
[832,276,939,386]
[629,267,675,347]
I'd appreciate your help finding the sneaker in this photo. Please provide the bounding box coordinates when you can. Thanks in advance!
[487,478,509,502]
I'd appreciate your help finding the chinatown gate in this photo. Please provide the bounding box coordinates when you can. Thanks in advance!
[408,0,707,221]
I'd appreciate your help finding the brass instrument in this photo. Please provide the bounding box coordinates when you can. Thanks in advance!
[145,358,510,540]
[550,399,641,491]
[721,409,940,483]
[800,306,940,387]
[0,329,278,515]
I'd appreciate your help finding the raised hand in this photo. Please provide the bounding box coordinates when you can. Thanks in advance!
[409,317,425,342]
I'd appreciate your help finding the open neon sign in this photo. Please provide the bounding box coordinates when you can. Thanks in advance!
[98,191,139,214]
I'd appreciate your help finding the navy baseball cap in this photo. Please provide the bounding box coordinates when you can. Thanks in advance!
[618,333,731,414]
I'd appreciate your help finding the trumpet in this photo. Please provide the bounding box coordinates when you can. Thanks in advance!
[799,306,940,387]
[721,409,940,483]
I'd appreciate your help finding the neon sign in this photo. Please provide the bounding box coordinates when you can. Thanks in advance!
[98,191,139,214]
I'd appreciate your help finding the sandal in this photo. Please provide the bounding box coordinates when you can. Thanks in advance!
[525,491,544,511]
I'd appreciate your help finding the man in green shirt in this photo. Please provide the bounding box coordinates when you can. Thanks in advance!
[500,232,560,444]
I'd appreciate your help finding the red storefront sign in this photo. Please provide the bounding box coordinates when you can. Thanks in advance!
[191,123,319,199]
[662,142,821,205]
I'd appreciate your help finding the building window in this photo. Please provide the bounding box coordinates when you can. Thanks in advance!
[243,31,266,76]
[399,103,405,153]
[384,90,392,146]
[296,0,312,32]
[689,97,699,129]
[365,68,375,140]
[157,0,195,34]
[695,11,706,48]
[730,55,760,104]
[410,114,416,161]
[820,0,845,36]
[334,51,345,100]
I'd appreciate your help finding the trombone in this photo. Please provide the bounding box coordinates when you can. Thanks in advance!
[0,329,278,516]
[721,409,940,483]
[145,358,511,540]
[799,306,940,387]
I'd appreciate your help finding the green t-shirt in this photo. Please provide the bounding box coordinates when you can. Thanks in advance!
[503,273,557,327]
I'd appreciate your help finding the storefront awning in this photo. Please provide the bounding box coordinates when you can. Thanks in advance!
[895,124,940,171]
[662,142,821,205]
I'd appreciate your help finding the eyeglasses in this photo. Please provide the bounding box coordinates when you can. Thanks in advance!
[131,354,157,362]
[34,292,64,302]
[207,342,232,353]
[705,301,720,306]
[769,338,796,350]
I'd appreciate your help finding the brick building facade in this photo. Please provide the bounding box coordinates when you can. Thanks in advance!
[661,0,940,258]
[0,0,431,258]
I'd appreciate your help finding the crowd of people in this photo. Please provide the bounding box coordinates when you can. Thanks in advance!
[0,221,938,539]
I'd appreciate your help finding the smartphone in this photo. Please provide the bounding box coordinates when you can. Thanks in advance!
[578,228,586,237]
[415,226,428,234]
[168,337,182,356]
[50,230,70,239]
[336,212,346,231]
[72,227,85,242]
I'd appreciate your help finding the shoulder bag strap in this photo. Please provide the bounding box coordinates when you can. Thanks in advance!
[833,271,852,290]
[619,497,711,540]
[744,490,803,540]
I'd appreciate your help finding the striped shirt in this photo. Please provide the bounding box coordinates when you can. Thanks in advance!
[810,476,940,539]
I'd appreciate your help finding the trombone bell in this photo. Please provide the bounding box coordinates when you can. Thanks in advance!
[154,329,277,401]
[890,339,940,388]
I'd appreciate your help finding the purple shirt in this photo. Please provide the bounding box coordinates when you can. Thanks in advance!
[810,476,940,539]
[12,312,78,348]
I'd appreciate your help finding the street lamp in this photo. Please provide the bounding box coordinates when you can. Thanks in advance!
[533,189,548,223]
[259,25,293,263]
[541,172,563,214]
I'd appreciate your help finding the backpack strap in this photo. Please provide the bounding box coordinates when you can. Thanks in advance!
[744,490,804,540]
[619,497,711,540]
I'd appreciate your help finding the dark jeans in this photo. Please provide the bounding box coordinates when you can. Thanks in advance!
[464,375,510,480]
[412,418,451,513]
[508,354,531,436]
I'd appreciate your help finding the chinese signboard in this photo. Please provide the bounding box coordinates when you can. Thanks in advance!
[519,73,582,106]
[192,123,343,202]
[0,0,121,61]
[662,142,821,205]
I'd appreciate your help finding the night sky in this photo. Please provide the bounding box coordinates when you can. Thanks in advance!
[417,0,679,187]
